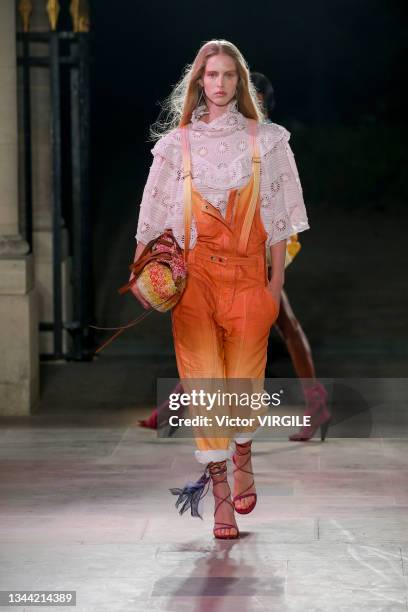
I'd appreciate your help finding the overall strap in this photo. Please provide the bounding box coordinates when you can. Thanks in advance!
[181,126,193,264]
[237,118,261,256]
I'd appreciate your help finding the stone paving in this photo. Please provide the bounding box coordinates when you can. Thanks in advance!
[0,410,407,611]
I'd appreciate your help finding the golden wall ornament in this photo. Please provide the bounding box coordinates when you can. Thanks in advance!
[70,0,90,32]
[46,0,60,31]
[18,0,33,33]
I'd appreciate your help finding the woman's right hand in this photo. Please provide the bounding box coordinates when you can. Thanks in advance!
[129,275,151,309]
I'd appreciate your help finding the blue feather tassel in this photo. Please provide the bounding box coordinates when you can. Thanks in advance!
[169,468,211,519]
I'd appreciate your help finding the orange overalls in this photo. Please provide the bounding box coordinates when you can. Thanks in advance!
[171,121,279,464]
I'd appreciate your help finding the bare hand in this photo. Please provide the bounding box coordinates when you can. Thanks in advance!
[266,280,282,309]
[129,275,151,309]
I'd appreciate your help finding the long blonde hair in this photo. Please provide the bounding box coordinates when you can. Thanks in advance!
[150,40,264,141]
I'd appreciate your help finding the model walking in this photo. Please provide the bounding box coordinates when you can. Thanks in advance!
[131,40,309,539]
[139,72,330,443]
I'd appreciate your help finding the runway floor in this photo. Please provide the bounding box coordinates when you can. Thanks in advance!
[1,406,407,611]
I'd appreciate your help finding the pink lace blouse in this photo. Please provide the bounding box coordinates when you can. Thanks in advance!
[135,100,310,249]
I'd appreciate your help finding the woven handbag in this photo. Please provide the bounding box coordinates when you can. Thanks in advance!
[119,229,187,312]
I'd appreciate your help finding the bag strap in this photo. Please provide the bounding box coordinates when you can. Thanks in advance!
[180,126,193,264]
[237,118,261,256]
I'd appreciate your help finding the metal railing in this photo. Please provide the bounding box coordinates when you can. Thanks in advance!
[17,29,94,360]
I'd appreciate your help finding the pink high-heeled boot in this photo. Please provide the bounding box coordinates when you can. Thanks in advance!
[138,408,158,429]
[289,381,331,442]
[138,381,185,430]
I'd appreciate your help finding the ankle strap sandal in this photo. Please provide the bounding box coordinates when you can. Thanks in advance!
[232,441,257,515]
[169,460,240,539]
[208,461,239,540]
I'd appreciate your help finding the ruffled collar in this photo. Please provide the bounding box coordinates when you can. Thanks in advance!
[190,99,247,134]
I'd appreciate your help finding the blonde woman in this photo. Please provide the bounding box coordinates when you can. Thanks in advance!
[131,40,309,539]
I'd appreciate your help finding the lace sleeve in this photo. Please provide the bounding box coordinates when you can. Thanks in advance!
[259,123,310,247]
[135,131,182,244]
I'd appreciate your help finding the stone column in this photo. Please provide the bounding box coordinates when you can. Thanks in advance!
[0,0,39,415]
[17,0,72,356]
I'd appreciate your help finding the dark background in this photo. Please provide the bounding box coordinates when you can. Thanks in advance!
[84,0,407,378]
[90,0,408,209]
[91,0,407,129]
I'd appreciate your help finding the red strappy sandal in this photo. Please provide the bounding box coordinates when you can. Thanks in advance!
[232,441,257,515]
[209,461,239,540]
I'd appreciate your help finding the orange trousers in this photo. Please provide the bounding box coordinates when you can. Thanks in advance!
[171,173,279,464]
